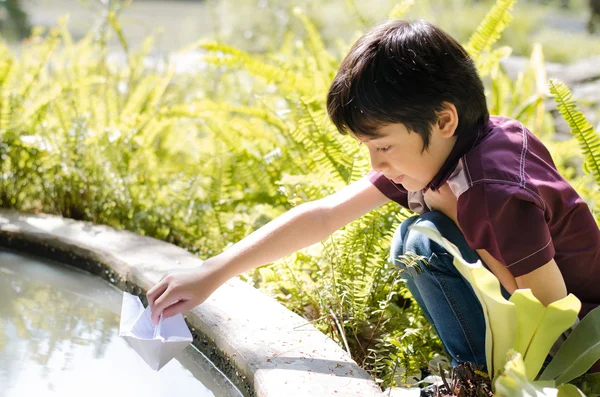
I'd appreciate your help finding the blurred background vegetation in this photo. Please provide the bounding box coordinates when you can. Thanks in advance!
[2,0,600,62]
[1,0,599,392]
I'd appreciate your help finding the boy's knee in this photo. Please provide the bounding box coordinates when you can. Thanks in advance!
[418,210,456,230]
[390,215,419,266]
[406,211,455,251]
[391,211,457,268]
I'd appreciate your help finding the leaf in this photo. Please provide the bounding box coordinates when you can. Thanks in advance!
[200,42,314,96]
[13,85,63,129]
[465,0,516,57]
[258,267,279,283]
[388,0,415,20]
[556,384,587,397]
[108,11,129,55]
[509,289,581,381]
[292,7,336,80]
[409,224,516,382]
[476,45,513,77]
[528,43,548,136]
[539,306,600,385]
[549,79,600,185]
[495,350,559,397]
[494,352,592,397]
[571,372,600,397]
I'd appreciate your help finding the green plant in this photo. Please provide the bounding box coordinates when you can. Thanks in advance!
[410,224,600,395]
[2,0,599,391]
[0,1,444,385]
[549,80,600,185]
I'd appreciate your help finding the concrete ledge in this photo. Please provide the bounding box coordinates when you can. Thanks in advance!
[0,209,384,397]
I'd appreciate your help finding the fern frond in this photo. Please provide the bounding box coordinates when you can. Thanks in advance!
[549,79,600,184]
[336,210,390,320]
[161,100,288,133]
[345,0,373,28]
[388,0,415,20]
[127,36,156,85]
[146,68,175,110]
[292,7,337,80]
[465,0,516,57]
[108,11,129,55]
[476,46,512,77]
[529,43,548,136]
[0,48,14,87]
[0,90,13,130]
[512,93,544,122]
[200,42,314,96]
[347,146,371,183]
[57,14,73,49]
[14,85,63,128]
[120,74,155,121]
[295,96,353,184]
[21,29,61,99]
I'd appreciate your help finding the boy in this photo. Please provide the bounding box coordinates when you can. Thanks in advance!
[147,20,600,372]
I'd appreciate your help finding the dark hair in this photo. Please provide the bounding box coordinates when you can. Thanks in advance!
[326,19,488,149]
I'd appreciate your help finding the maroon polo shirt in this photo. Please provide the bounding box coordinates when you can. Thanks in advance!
[369,115,600,318]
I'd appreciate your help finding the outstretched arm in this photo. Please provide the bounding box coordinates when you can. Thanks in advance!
[147,176,390,324]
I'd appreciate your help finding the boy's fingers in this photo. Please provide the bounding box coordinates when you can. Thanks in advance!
[146,279,168,308]
[150,287,174,325]
[162,299,194,320]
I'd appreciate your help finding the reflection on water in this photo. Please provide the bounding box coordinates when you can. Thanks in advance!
[0,250,241,397]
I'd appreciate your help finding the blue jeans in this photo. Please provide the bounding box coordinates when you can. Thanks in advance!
[391,211,511,371]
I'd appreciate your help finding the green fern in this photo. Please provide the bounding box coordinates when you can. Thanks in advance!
[465,0,516,71]
[0,90,13,131]
[108,11,129,55]
[0,3,508,387]
[388,0,415,20]
[161,100,289,133]
[476,45,512,77]
[200,42,314,96]
[549,79,600,185]
[292,7,337,82]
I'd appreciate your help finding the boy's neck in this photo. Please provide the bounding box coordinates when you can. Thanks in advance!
[426,124,483,192]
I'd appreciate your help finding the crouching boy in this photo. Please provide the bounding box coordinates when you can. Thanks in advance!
[148,19,600,373]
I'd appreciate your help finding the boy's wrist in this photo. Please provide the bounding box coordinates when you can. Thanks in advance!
[200,253,237,285]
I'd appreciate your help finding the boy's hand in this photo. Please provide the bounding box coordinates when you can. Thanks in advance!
[146,266,219,326]
[424,183,458,225]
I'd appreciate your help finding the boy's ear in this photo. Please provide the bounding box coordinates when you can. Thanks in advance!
[436,102,458,138]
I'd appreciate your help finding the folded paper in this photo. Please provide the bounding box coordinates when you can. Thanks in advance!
[119,291,193,371]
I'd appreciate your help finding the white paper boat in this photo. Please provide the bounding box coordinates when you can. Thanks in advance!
[119,292,193,371]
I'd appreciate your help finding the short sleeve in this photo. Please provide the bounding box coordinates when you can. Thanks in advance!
[457,183,555,277]
[367,170,409,208]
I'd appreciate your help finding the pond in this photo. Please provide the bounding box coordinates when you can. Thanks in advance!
[0,250,243,397]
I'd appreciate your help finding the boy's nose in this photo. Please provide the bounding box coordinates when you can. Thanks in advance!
[370,153,389,174]
[371,158,389,174]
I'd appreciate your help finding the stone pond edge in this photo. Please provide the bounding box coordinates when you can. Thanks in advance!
[0,209,385,397]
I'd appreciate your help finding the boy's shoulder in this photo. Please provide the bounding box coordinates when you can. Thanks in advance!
[463,115,543,183]
[453,116,600,281]
[448,115,558,201]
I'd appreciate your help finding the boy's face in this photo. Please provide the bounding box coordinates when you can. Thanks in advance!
[359,110,458,192]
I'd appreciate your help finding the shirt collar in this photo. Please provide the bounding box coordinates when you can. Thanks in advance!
[426,122,485,192]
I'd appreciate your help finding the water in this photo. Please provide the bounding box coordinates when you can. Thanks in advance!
[0,250,243,397]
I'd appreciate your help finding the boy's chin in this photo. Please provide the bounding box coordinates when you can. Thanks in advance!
[400,179,428,193]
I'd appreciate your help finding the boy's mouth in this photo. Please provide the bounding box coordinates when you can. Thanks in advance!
[391,175,404,184]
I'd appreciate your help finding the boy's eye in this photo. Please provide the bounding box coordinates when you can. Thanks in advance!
[376,146,391,153]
